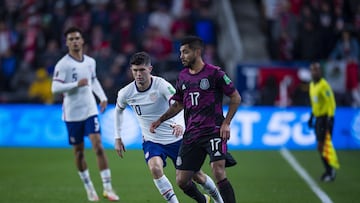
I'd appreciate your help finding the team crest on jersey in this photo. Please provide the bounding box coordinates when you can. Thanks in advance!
[176,156,182,166]
[149,92,157,102]
[200,78,210,90]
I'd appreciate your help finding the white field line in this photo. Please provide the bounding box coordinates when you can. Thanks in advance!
[280,148,333,203]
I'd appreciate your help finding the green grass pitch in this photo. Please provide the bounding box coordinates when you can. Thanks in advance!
[0,148,359,203]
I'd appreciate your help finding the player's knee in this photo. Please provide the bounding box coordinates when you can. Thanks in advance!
[94,147,104,157]
[75,150,85,160]
[176,176,188,189]
[149,164,163,178]
[192,172,206,184]
[212,166,226,181]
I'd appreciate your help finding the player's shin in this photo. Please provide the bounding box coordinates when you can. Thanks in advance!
[154,175,179,203]
[199,174,224,203]
[217,178,236,203]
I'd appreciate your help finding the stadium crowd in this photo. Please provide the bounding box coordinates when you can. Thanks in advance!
[0,0,218,104]
[1,0,360,107]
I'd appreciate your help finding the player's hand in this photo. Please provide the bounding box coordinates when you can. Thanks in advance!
[171,124,183,137]
[150,120,161,133]
[115,138,126,158]
[77,78,88,87]
[99,100,107,113]
[220,122,231,140]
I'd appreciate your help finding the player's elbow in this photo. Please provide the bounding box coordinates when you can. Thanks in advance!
[231,90,241,106]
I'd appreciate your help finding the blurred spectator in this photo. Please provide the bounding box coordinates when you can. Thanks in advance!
[1,62,35,103]
[89,24,107,56]
[69,2,91,34]
[37,38,62,74]
[148,2,173,37]
[93,41,117,83]
[333,6,345,36]
[324,60,350,106]
[89,0,110,32]
[131,0,150,48]
[101,54,130,103]
[278,30,294,61]
[0,0,218,104]
[109,0,133,52]
[192,0,216,45]
[294,19,321,61]
[329,29,360,61]
[259,75,278,105]
[142,26,172,62]
[0,49,17,91]
[291,68,311,106]
[28,68,53,104]
[318,1,336,59]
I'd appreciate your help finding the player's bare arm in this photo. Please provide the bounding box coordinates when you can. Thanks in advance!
[220,90,241,140]
[150,101,184,133]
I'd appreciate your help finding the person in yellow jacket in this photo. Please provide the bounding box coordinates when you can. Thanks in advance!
[28,68,54,104]
[308,62,336,182]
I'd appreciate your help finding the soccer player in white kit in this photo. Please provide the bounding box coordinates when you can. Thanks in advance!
[114,52,223,203]
[51,27,119,202]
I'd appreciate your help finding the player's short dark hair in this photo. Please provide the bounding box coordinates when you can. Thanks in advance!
[180,35,204,50]
[130,52,151,66]
[64,27,83,38]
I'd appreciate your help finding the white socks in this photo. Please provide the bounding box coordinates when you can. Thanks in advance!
[153,175,179,203]
[78,169,95,190]
[200,174,224,203]
[79,169,113,191]
[100,169,113,191]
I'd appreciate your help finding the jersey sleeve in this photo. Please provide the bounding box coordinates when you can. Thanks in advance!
[90,58,107,102]
[158,77,176,102]
[51,60,78,94]
[92,78,108,102]
[116,88,128,109]
[322,82,336,116]
[215,68,236,96]
[170,78,183,103]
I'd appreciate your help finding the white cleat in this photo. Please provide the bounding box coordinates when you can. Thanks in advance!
[103,189,120,201]
[86,188,99,202]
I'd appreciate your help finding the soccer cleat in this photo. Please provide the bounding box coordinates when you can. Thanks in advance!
[85,187,99,202]
[320,169,336,182]
[225,152,237,168]
[103,189,120,201]
[204,194,211,203]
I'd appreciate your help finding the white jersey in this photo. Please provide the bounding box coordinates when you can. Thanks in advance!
[116,76,183,145]
[51,54,107,122]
